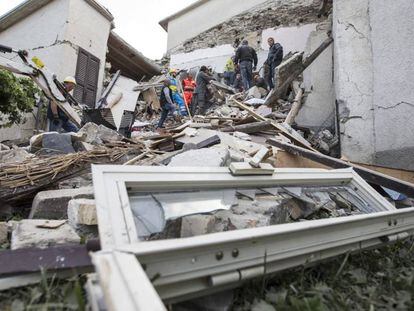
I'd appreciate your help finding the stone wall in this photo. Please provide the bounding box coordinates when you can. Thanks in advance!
[169,0,331,55]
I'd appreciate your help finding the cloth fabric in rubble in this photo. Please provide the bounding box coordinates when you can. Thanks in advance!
[182,76,196,107]
[194,67,215,115]
[266,42,283,89]
[234,41,258,90]
[168,76,188,116]
[158,85,177,128]
[47,102,78,133]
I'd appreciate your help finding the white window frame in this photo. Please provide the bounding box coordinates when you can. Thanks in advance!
[90,165,414,310]
[92,165,395,249]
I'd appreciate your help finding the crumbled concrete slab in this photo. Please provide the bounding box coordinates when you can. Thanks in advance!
[78,123,123,145]
[68,199,97,226]
[30,187,94,220]
[42,133,75,154]
[168,147,230,167]
[177,128,263,156]
[11,219,80,250]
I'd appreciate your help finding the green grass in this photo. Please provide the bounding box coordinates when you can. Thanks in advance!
[233,239,414,310]
[0,271,86,311]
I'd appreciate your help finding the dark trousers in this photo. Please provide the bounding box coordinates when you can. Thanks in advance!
[194,92,210,115]
[267,63,276,90]
[49,118,79,133]
[223,71,235,86]
[157,103,176,128]
[239,60,253,90]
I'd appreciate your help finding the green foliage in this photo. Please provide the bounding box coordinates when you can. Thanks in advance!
[0,69,41,127]
[0,271,86,311]
[233,239,414,310]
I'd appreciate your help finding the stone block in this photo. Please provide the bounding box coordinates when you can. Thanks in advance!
[180,215,216,238]
[11,219,80,250]
[42,133,75,154]
[68,199,97,226]
[30,187,94,220]
[168,147,230,167]
[78,123,123,145]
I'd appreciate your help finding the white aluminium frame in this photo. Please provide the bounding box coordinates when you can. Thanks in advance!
[92,165,396,249]
[90,166,413,310]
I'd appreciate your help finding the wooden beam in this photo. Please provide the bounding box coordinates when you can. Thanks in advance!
[231,98,316,151]
[222,120,273,133]
[285,82,304,125]
[267,139,414,197]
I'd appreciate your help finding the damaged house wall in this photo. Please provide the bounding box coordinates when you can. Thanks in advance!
[0,0,112,142]
[333,0,414,170]
[0,0,70,142]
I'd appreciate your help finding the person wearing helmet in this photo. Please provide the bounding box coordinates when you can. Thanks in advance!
[167,69,188,116]
[47,76,79,133]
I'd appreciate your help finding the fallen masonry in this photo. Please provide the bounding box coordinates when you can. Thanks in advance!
[0,2,413,308]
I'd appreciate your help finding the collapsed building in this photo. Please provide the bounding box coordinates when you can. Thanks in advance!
[160,0,414,171]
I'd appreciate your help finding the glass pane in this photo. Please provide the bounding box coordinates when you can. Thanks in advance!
[128,185,375,239]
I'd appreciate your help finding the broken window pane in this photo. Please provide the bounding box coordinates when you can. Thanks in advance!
[129,189,236,237]
[128,184,376,239]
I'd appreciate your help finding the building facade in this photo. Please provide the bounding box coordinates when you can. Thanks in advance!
[0,0,160,142]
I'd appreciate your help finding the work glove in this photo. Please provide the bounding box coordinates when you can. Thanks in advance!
[253,66,257,71]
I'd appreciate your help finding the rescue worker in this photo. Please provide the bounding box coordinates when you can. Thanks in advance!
[157,79,177,129]
[234,40,258,91]
[265,37,283,89]
[223,56,236,86]
[168,69,187,116]
[47,76,79,133]
[233,73,244,93]
[254,74,268,89]
[194,66,215,115]
[182,73,196,108]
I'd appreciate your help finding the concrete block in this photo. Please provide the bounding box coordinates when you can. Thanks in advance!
[30,187,94,220]
[42,133,75,154]
[180,215,215,238]
[168,147,230,167]
[11,219,80,250]
[78,123,123,145]
[68,199,97,226]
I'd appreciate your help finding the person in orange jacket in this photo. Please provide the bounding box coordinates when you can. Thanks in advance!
[182,72,196,108]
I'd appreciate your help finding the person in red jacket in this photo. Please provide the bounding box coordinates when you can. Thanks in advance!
[182,73,196,108]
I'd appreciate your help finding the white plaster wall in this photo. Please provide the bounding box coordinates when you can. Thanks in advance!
[261,24,317,55]
[333,0,375,164]
[66,0,112,96]
[170,44,235,72]
[369,0,414,169]
[0,0,70,142]
[296,21,334,129]
[171,24,317,73]
[0,0,70,77]
[334,0,414,170]
[166,0,269,50]
[0,0,112,142]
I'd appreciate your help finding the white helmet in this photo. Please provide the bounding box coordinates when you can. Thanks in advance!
[63,76,77,85]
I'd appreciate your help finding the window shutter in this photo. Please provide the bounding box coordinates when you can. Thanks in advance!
[74,48,100,108]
